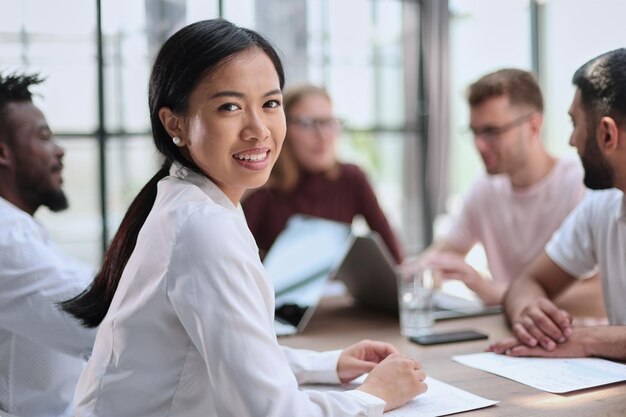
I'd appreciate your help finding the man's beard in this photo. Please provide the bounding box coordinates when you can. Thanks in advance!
[581,128,615,190]
[15,167,69,212]
[38,187,69,212]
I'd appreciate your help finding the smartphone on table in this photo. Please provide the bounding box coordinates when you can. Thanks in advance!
[409,330,488,345]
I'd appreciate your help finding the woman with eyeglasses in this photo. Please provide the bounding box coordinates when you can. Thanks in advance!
[242,84,403,263]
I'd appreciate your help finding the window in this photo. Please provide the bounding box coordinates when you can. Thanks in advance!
[448,0,530,198]
[541,0,626,156]
[3,0,414,266]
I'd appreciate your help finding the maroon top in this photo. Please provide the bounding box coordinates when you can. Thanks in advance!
[242,163,403,264]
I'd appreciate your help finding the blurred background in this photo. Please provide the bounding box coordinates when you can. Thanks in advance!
[1,0,624,268]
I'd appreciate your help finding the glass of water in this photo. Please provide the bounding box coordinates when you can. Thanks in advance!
[396,266,435,337]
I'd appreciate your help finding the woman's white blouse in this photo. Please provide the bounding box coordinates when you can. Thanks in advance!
[74,163,384,417]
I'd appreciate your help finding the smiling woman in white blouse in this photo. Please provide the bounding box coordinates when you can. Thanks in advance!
[60,19,426,417]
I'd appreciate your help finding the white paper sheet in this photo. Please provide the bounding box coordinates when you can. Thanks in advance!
[303,376,498,417]
[452,352,626,393]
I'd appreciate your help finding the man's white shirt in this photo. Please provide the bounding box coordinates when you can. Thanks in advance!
[546,189,626,325]
[0,197,96,417]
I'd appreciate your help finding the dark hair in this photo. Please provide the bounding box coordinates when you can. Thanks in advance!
[0,72,44,144]
[61,19,285,327]
[468,68,543,113]
[572,48,626,130]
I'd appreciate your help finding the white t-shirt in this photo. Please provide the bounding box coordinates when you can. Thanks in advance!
[444,157,585,284]
[0,197,96,417]
[74,163,385,417]
[546,189,626,325]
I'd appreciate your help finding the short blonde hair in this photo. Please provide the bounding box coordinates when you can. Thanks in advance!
[268,83,339,191]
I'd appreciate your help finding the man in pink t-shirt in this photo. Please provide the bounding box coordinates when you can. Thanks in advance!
[421,69,601,308]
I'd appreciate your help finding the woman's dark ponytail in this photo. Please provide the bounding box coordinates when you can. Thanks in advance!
[60,162,170,327]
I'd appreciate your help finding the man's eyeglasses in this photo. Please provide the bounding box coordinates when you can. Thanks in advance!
[288,117,343,131]
[470,113,534,142]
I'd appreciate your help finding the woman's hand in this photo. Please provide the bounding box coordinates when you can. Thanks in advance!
[357,353,427,412]
[337,339,398,383]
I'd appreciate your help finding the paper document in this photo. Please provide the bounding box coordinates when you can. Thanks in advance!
[303,376,498,417]
[453,352,626,393]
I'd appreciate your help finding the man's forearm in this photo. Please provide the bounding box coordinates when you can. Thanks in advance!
[503,275,550,324]
[505,250,579,322]
[469,278,507,306]
[583,326,626,361]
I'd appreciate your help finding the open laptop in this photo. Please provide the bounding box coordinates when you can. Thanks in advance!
[263,215,352,336]
[334,233,502,320]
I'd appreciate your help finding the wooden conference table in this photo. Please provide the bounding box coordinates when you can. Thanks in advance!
[280,294,625,417]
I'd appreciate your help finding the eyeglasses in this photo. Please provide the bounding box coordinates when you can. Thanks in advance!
[287,117,343,132]
[470,113,534,142]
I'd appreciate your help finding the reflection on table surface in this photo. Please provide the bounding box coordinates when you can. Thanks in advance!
[279,295,624,417]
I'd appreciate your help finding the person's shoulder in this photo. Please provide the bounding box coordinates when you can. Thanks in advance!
[168,201,249,261]
[241,186,273,207]
[178,202,240,231]
[341,163,365,174]
[557,154,582,169]
[0,198,31,223]
[565,189,623,227]
[339,163,369,182]
[338,164,378,196]
[555,155,584,180]
[0,202,43,246]
[175,194,238,229]
[583,188,623,209]
[155,177,242,235]
[163,202,257,293]
[465,172,504,196]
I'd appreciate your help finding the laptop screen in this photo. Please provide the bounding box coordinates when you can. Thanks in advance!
[263,215,352,335]
[335,233,502,319]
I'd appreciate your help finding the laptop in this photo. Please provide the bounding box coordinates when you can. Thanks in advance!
[334,233,502,320]
[263,215,352,336]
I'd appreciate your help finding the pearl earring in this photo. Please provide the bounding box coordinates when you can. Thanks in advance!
[172,136,182,146]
